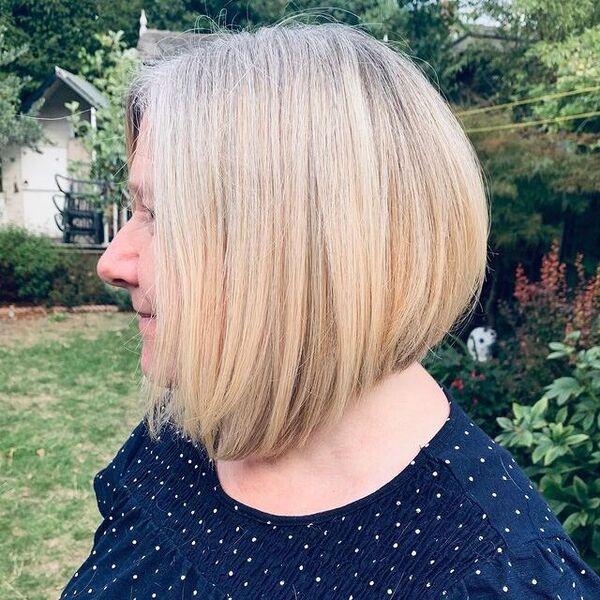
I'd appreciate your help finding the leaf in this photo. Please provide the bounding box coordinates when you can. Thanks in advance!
[532,445,547,464]
[496,417,514,431]
[592,528,600,557]
[550,501,569,515]
[543,446,565,466]
[542,481,577,505]
[494,432,510,447]
[531,397,548,419]
[582,412,595,431]
[545,377,583,405]
[549,342,567,351]
[513,403,525,420]
[565,434,589,446]
[555,406,568,424]
[573,476,589,504]
[563,511,584,534]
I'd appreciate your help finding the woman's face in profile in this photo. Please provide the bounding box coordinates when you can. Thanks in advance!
[96,118,156,376]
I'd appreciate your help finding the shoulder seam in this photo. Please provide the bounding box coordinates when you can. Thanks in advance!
[421,444,512,550]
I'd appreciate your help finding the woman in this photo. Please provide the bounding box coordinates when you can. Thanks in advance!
[61,21,600,599]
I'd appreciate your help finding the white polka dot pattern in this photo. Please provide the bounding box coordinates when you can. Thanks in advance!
[59,384,600,598]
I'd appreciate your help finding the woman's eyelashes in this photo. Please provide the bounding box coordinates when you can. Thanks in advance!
[137,206,154,222]
[122,195,154,225]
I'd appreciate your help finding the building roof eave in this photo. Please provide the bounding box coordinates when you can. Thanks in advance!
[21,66,109,113]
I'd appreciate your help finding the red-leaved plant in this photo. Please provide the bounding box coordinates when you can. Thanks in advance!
[496,238,600,406]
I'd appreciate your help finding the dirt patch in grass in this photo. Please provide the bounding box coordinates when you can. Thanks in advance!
[3,392,56,413]
[0,311,137,349]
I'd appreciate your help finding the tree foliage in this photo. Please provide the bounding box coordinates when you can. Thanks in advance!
[0,25,43,152]
[0,0,101,95]
[457,1,600,307]
[526,25,600,134]
[67,31,139,206]
[477,0,599,42]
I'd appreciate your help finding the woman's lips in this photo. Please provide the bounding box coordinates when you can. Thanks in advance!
[137,313,156,328]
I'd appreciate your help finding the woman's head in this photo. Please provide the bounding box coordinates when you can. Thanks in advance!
[99,20,490,462]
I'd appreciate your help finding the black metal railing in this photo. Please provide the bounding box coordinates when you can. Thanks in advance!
[53,174,108,244]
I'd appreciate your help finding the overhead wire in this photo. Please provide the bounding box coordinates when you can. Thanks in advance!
[456,84,600,117]
[464,110,600,133]
[18,107,94,121]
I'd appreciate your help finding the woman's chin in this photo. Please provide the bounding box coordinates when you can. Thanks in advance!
[140,344,176,388]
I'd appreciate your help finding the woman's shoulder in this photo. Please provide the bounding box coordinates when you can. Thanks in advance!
[63,418,232,600]
[427,388,570,545]
[422,386,600,596]
[444,534,600,599]
[93,417,149,518]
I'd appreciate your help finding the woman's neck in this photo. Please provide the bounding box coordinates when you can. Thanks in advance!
[214,362,450,517]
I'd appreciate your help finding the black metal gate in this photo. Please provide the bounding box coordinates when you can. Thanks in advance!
[53,174,108,244]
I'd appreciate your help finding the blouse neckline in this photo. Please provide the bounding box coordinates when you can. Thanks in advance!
[202,383,460,526]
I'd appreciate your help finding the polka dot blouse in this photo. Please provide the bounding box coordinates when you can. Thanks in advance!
[61,383,600,598]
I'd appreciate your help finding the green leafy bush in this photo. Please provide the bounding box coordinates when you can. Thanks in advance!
[495,330,600,571]
[0,224,62,302]
[67,30,139,205]
[47,249,127,308]
[98,283,132,311]
[0,224,131,310]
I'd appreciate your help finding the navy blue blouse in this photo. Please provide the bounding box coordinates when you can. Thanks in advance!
[61,383,600,598]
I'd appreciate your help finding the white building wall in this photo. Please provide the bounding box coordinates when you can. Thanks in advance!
[0,144,24,227]
[21,144,67,237]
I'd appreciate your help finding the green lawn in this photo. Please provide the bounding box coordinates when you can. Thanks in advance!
[0,312,143,600]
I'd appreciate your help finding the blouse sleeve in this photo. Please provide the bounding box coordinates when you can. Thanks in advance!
[446,535,600,599]
[92,418,147,518]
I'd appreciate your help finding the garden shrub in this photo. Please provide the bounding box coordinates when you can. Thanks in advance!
[496,238,600,407]
[47,249,130,309]
[97,283,132,311]
[424,239,599,437]
[0,224,132,309]
[0,224,62,302]
[496,331,600,571]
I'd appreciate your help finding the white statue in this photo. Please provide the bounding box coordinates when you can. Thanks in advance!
[139,9,148,38]
[467,326,497,362]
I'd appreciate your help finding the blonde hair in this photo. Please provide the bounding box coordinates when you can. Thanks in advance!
[125,20,490,462]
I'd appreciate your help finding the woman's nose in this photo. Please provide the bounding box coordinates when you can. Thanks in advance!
[96,221,139,289]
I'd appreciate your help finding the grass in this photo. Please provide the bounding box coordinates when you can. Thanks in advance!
[0,312,144,600]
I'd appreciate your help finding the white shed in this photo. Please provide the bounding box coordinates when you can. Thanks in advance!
[0,66,108,240]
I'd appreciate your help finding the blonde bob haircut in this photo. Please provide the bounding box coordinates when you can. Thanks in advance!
[126,20,490,462]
